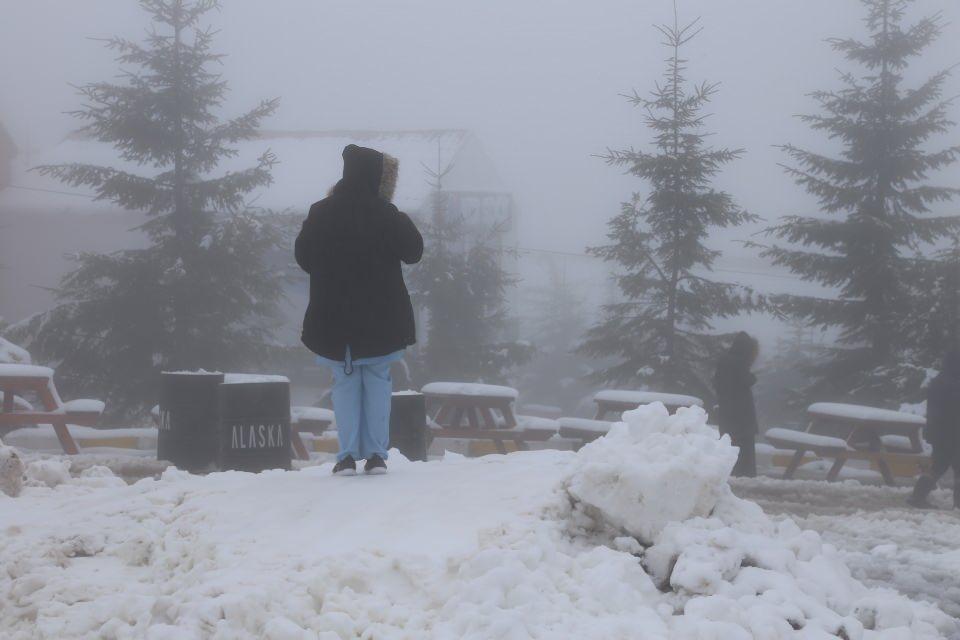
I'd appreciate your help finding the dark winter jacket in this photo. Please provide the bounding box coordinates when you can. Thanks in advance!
[925,350,960,453]
[295,144,423,361]
[714,332,759,437]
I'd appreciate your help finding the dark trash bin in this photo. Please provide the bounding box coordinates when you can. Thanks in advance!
[218,377,292,473]
[390,391,427,462]
[158,371,224,471]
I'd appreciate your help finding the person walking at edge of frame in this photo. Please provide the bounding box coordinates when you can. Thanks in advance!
[714,331,760,477]
[295,145,423,476]
[908,349,960,509]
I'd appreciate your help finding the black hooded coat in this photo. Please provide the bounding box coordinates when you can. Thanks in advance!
[295,145,423,361]
[926,350,960,456]
[714,332,759,437]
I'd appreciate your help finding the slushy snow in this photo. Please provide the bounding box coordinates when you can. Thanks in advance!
[0,403,955,639]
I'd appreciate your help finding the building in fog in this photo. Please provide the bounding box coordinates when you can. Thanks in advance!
[0,128,518,340]
[0,123,17,190]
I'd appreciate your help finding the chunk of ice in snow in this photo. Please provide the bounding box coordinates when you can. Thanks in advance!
[565,402,738,543]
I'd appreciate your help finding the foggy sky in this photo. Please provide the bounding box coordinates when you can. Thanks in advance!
[2,0,959,258]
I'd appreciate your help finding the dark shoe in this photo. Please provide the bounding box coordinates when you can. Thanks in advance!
[364,455,387,475]
[907,475,936,508]
[907,495,935,509]
[332,456,356,476]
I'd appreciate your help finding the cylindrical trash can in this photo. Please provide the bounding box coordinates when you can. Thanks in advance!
[218,377,291,472]
[158,371,224,471]
[390,391,427,462]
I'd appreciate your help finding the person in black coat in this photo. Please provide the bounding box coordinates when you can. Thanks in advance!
[714,331,760,477]
[909,349,960,509]
[295,145,423,476]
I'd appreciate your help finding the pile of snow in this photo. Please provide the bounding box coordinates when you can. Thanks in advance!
[566,403,737,543]
[0,336,31,365]
[565,404,953,638]
[0,403,954,639]
[0,442,25,497]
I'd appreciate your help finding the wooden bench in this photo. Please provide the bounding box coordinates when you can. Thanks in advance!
[765,403,929,485]
[423,382,559,455]
[558,417,614,449]
[0,364,105,454]
[290,406,334,460]
[593,390,703,421]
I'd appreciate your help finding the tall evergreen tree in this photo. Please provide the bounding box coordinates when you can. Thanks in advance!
[579,10,758,401]
[759,0,959,401]
[17,0,282,418]
[408,165,531,383]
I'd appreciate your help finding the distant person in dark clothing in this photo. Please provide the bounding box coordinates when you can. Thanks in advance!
[909,349,960,509]
[295,144,423,476]
[714,332,760,477]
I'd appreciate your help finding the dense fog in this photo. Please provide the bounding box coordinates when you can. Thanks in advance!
[1,0,959,423]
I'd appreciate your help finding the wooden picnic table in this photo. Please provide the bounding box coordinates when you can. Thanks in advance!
[422,382,556,455]
[290,406,334,460]
[0,364,105,454]
[593,390,703,421]
[766,402,928,485]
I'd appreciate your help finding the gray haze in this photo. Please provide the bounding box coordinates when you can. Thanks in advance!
[2,0,959,325]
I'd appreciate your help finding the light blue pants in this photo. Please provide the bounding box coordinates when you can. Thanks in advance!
[317,348,402,462]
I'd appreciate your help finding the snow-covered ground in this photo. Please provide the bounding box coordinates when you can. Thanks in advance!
[1,404,957,639]
[733,477,960,621]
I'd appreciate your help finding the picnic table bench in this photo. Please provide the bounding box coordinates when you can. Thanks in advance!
[593,390,703,420]
[290,406,334,460]
[422,382,559,455]
[558,417,614,449]
[765,402,929,485]
[0,364,105,454]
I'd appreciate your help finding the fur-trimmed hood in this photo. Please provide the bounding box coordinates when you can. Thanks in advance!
[335,144,398,202]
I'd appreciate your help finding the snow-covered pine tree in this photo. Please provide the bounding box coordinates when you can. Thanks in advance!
[408,165,531,383]
[18,0,282,418]
[759,0,960,402]
[579,11,758,401]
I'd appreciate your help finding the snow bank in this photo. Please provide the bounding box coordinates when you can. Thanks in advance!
[564,402,953,638]
[0,403,954,639]
[566,403,737,543]
[0,442,25,497]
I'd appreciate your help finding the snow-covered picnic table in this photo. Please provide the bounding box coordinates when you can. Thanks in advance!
[592,389,703,420]
[0,364,105,454]
[290,406,335,460]
[766,402,929,485]
[422,382,559,454]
